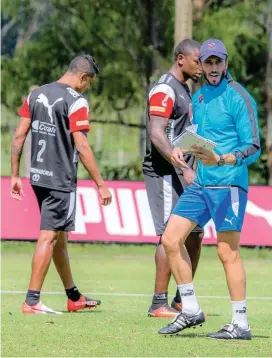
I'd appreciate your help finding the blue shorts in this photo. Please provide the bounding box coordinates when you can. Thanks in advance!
[172,182,248,232]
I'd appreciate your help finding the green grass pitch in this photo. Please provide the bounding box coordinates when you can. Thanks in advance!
[1,242,272,357]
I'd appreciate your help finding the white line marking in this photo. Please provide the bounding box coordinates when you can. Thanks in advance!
[1,291,272,300]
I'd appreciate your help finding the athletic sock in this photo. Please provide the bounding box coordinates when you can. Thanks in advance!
[174,288,181,303]
[178,282,200,314]
[151,292,168,309]
[25,290,40,306]
[231,299,249,329]
[65,286,81,302]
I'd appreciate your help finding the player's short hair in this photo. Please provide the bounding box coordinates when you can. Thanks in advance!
[68,55,100,76]
[174,39,200,60]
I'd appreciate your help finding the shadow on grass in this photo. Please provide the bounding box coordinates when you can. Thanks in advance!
[61,309,102,314]
[163,333,271,339]
[164,332,207,338]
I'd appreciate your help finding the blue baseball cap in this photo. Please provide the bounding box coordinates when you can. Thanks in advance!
[200,39,228,62]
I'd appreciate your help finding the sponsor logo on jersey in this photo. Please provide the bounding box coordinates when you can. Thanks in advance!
[150,106,165,112]
[67,87,80,98]
[36,94,63,123]
[32,174,40,182]
[76,120,89,126]
[158,74,167,83]
[30,167,53,177]
[198,94,204,103]
[32,120,56,136]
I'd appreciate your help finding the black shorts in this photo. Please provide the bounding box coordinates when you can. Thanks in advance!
[144,171,203,236]
[32,185,76,231]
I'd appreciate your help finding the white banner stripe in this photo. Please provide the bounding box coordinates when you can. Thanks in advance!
[1,291,272,300]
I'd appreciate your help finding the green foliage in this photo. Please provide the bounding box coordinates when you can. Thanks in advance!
[1,0,269,182]
[193,0,268,184]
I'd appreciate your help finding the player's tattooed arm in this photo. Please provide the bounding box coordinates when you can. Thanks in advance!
[149,115,189,169]
[11,117,30,177]
[149,115,174,162]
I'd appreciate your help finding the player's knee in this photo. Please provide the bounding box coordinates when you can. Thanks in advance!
[217,244,240,264]
[38,231,58,245]
[161,234,179,254]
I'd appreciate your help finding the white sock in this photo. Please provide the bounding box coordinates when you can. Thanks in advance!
[178,282,200,314]
[231,299,249,329]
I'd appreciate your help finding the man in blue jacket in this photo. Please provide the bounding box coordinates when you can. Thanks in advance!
[158,39,260,340]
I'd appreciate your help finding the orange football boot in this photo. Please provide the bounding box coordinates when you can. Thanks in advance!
[67,295,101,312]
[148,304,178,318]
[171,299,182,312]
[22,301,63,314]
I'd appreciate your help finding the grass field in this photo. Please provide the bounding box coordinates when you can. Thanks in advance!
[1,242,272,357]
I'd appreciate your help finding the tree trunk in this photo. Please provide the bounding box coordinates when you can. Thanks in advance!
[139,0,158,159]
[175,0,193,47]
[266,0,272,185]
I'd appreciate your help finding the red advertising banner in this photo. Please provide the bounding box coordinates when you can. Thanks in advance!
[1,177,272,246]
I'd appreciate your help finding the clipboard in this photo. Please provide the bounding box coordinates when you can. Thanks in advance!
[172,127,217,152]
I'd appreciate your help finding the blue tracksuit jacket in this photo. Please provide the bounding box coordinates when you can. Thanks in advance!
[192,73,260,192]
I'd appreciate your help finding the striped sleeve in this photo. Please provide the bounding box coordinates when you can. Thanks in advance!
[68,97,90,133]
[148,84,175,118]
[18,93,31,118]
[230,82,260,166]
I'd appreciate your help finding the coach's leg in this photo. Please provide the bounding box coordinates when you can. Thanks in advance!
[53,231,75,289]
[162,215,202,314]
[217,231,248,328]
[162,215,196,286]
[28,230,59,291]
[217,231,245,300]
[156,231,202,293]
[172,231,203,308]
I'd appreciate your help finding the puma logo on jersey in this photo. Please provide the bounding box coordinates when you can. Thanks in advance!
[179,94,185,100]
[36,94,63,123]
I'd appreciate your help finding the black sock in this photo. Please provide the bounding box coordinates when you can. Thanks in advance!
[151,292,168,308]
[25,290,40,306]
[174,288,181,303]
[65,286,81,301]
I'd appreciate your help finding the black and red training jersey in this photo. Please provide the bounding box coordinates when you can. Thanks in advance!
[143,72,194,176]
[18,82,90,192]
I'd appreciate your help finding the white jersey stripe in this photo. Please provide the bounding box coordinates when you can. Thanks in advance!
[68,97,89,117]
[149,84,176,103]
[163,175,173,223]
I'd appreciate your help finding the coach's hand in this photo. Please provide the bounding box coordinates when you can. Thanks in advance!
[10,176,24,200]
[171,147,189,169]
[192,146,219,166]
[183,168,196,185]
[98,185,112,206]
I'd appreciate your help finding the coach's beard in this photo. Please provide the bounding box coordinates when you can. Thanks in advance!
[204,70,227,86]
